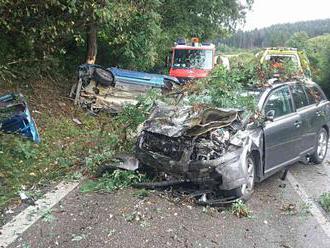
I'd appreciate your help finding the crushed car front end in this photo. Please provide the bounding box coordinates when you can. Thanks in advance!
[135,102,258,192]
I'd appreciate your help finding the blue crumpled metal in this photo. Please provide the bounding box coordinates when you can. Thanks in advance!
[0,93,40,143]
[109,67,181,88]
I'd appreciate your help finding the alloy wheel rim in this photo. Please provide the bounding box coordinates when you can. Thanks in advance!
[317,130,328,160]
[241,157,255,196]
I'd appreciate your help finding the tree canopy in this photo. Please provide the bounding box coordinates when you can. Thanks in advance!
[220,18,330,49]
[0,0,253,77]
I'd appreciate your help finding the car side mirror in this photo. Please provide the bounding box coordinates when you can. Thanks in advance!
[265,110,275,122]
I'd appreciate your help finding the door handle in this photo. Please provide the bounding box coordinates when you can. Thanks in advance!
[294,120,302,128]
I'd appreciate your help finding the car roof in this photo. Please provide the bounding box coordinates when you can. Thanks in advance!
[263,78,315,87]
[255,80,325,109]
[247,79,317,92]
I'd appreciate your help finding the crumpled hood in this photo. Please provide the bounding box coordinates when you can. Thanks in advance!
[142,101,243,137]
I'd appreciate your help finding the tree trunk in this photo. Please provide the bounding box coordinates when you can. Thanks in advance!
[86,23,97,64]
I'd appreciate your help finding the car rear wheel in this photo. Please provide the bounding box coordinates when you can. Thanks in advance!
[311,127,328,164]
[233,155,256,201]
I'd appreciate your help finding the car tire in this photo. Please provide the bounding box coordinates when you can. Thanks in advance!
[233,154,256,201]
[311,127,328,164]
[93,68,115,87]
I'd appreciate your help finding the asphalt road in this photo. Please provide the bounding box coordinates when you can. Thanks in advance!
[4,154,330,248]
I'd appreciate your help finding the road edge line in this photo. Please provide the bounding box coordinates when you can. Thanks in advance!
[0,181,79,247]
[287,171,330,238]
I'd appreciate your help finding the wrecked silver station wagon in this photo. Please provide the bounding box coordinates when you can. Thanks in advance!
[136,80,330,202]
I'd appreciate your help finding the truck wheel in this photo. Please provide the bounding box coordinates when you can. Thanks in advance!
[233,155,256,201]
[311,127,328,164]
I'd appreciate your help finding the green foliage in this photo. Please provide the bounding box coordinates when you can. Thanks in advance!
[0,87,164,209]
[231,199,251,218]
[42,210,56,223]
[160,0,253,40]
[306,34,330,95]
[319,192,330,212]
[0,107,141,209]
[223,33,330,96]
[185,63,257,112]
[217,44,249,54]
[0,117,79,206]
[222,18,330,49]
[0,0,252,81]
[101,0,162,70]
[185,51,308,112]
[80,170,144,193]
[285,32,310,50]
[205,66,257,110]
[84,136,118,173]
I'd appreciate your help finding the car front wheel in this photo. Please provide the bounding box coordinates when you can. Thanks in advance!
[233,155,256,201]
[311,127,328,164]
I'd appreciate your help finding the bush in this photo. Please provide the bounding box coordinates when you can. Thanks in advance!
[80,170,144,193]
[319,192,330,212]
[231,199,251,218]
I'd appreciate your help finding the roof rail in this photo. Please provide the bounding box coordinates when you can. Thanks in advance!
[266,47,298,51]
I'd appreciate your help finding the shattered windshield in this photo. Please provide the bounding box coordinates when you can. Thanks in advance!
[173,49,213,69]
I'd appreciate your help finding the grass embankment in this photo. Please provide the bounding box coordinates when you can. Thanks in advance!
[0,78,145,214]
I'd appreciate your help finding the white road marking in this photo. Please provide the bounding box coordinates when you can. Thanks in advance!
[287,172,330,238]
[0,181,79,247]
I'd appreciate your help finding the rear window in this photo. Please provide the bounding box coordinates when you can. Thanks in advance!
[290,84,308,109]
[265,54,299,68]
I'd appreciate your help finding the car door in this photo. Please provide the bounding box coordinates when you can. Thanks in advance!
[304,84,330,144]
[263,85,302,173]
[290,83,315,154]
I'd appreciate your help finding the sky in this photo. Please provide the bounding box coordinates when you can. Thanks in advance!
[243,0,330,30]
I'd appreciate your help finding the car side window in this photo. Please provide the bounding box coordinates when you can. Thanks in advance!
[290,84,309,109]
[264,86,294,119]
[304,85,325,103]
[304,85,316,104]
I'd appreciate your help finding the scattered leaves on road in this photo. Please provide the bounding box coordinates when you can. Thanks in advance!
[71,234,86,242]
[280,203,297,215]
[80,170,144,193]
[42,210,56,223]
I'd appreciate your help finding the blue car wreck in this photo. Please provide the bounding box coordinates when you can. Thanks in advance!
[70,64,182,113]
[0,93,40,143]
